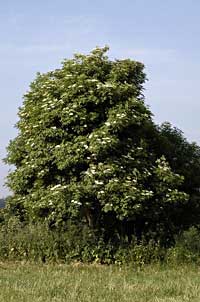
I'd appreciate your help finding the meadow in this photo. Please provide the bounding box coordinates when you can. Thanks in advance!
[0,263,200,302]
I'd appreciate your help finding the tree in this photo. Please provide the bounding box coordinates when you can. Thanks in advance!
[5,47,188,242]
[155,122,200,230]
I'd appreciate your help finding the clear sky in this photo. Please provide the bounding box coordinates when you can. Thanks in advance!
[1,0,200,197]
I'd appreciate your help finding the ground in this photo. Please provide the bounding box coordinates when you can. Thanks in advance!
[0,263,199,301]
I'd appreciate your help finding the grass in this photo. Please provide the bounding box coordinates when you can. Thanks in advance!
[0,263,200,301]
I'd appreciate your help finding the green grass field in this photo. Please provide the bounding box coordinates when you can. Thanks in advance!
[0,263,200,301]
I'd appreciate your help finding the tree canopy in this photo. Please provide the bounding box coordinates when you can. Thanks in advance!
[5,47,195,243]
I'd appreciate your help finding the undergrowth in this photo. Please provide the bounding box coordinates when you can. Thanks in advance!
[1,215,200,265]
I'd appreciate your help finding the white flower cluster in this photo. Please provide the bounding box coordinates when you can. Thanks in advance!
[87,79,98,82]
[68,84,77,88]
[71,199,82,206]
[50,184,61,191]
[97,82,114,89]
[116,113,126,119]
[98,190,105,195]
[20,111,28,118]
[40,98,58,111]
[49,184,68,191]
[38,170,45,177]
[85,165,97,177]
[89,131,113,148]
[94,180,104,185]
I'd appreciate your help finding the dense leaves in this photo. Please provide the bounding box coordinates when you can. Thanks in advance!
[5,47,190,243]
[156,122,200,230]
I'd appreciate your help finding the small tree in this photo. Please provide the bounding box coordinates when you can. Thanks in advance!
[156,122,200,231]
[5,47,188,242]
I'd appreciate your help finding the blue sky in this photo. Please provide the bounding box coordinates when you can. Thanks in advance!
[1,0,200,197]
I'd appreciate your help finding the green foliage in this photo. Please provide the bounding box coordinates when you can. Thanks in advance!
[167,227,200,264]
[114,239,165,266]
[156,122,200,230]
[1,217,200,265]
[0,218,164,264]
[0,218,114,263]
[5,46,188,243]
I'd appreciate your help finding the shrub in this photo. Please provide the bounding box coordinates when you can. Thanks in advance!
[167,227,200,263]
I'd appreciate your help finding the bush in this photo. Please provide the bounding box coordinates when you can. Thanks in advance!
[3,217,200,265]
[0,217,167,264]
[114,238,165,266]
[166,227,200,263]
[0,218,115,263]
